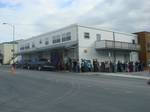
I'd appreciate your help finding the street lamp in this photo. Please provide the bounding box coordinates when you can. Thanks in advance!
[2,23,15,64]
[113,32,116,63]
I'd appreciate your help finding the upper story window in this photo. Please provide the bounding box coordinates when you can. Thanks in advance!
[62,32,71,42]
[39,39,42,44]
[96,34,101,41]
[84,32,90,39]
[66,32,71,41]
[53,35,61,44]
[62,33,66,42]
[45,38,49,45]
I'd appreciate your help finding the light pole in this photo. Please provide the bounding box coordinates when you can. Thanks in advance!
[113,32,116,63]
[3,23,15,64]
[113,32,116,72]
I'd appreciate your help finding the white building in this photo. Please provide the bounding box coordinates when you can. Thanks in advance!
[0,42,18,64]
[17,24,140,65]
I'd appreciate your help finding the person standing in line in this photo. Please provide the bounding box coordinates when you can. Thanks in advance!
[81,59,84,72]
[109,61,113,72]
[96,59,100,72]
[105,61,109,72]
[93,59,96,72]
[72,59,77,72]
[117,61,121,72]
[76,59,80,72]
[101,62,105,72]
[135,61,138,72]
[125,61,128,72]
[68,58,72,72]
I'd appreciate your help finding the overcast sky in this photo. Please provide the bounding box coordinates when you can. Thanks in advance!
[0,0,150,42]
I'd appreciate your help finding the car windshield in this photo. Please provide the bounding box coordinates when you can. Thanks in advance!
[39,59,48,62]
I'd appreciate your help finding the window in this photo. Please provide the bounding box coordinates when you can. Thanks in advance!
[45,38,49,45]
[62,33,66,42]
[96,34,101,41]
[84,32,90,39]
[62,32,71,42]
[20,46,24,50]
[52,35,61,43]
[32,42,35,48]
[66,32,71,41]
[148,59,150,67]
[132,39,135,44]
[147,43,150,51]
[39,39,42,44]
[25,43,30,49]
[11,49,14,52]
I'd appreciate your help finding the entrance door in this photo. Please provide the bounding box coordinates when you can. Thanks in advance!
[51,51,63,66]
[124,53,129,62]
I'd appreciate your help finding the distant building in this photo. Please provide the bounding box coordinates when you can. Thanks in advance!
[0,40,21,64]
[135,31,150,67]
[17,24,140,65]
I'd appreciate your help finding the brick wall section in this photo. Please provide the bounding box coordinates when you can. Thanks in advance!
[135,32,150,67]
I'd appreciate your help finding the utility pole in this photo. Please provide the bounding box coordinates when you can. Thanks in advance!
[113,32,116,63]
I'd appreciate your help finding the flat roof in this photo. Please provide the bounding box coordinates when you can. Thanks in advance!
[22,24,137,41]
[0,41,18,45]
[78,24,136,36]
[134,31,150,34]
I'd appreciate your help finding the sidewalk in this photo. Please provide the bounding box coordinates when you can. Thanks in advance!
[80,71,150,80]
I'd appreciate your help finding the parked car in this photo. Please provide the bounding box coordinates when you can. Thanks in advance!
[26,59,56,71]
[15,60,31,69]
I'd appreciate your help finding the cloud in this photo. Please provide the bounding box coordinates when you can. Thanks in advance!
[77,0,150,32]
[0,0,150,42]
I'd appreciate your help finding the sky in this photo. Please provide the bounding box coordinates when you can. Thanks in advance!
[0,0,150,42]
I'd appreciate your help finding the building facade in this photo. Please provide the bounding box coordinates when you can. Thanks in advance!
[18,24,140,66]
[135,32,150,67]
[0,42,18,64]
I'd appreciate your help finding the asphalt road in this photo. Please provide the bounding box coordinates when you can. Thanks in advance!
[0,67,150,112]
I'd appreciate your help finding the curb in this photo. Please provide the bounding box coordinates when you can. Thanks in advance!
[79,72,150,80]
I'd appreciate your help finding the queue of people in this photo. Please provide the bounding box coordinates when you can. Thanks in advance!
[60,58,144,73]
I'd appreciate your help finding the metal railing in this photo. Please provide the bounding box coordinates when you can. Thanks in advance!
[95,40,140,51]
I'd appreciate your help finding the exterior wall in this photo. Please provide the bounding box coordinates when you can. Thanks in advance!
[4,44,18,64]
[0,43,18,64]
[136,32,150,67]
[3,44,12,64]
[77,25,139,63]
[144,33,150,66]
[0,44,4,54]
[18,24,79,62]
[0,44,4,64]
[18,25,78,54]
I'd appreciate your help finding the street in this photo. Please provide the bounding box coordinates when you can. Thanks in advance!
[0,67,150,112]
